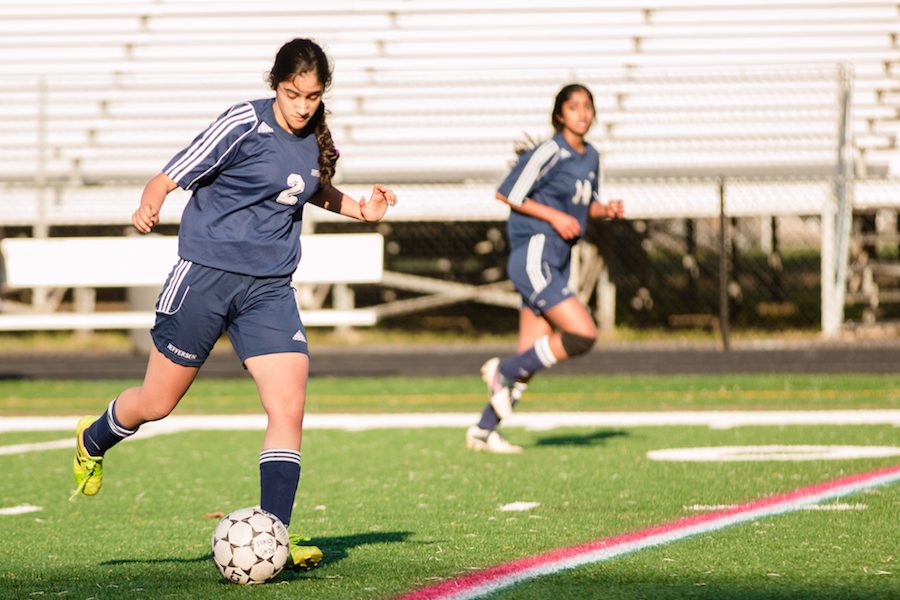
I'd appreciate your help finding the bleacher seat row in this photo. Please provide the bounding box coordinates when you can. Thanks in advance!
[0,0,897,186]
[0,1,898,337]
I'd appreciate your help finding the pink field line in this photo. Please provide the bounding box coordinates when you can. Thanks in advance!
[397,465,900,600]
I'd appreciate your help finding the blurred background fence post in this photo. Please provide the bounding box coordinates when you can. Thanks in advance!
[718,177,730,351]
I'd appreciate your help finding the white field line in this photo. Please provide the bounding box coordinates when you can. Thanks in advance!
[802,502,868,511]
[498,502,541,512]
[647,445,900,462]
[2,410,899,456]
[684,502,868,512]
[0,504,42,516]
[396,466,900,600]
[3,410,900,433]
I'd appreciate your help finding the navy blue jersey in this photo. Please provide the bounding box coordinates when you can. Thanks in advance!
[163,98,321,277]
[497,132,601,250]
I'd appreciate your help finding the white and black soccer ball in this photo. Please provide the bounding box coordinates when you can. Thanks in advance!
[211,507,290,584]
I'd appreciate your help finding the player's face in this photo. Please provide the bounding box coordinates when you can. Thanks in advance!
[557,91,594,138]
[273,71,324,133]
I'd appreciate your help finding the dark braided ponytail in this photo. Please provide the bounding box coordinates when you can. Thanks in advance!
[311,102,338,187]
[268,38,339,187]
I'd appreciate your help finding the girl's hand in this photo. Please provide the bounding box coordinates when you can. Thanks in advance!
[132,203,160,233]
[605,200,624,219]
[550,211,582,240]
[359,184,398,222]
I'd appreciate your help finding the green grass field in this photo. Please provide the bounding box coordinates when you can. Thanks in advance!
[1,373,898,599]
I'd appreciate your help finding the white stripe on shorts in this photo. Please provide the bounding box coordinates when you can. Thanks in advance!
[157,259,192,313]
[526,234,548,294]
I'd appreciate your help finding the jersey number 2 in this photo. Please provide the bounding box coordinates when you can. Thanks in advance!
[275,173,305,206]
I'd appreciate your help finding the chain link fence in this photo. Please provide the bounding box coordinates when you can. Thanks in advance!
[311,176,840,335]
[6,62,898,338]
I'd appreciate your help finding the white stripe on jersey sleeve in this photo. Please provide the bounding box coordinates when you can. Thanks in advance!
[165,103,257,187]
[506,139,560,207]
[166,103,254,180]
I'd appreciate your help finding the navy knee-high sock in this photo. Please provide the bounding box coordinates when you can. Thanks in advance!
[476,381,529,431]
[498,335,558,381]
[259,449,301,528]
[477,405,501,431]
[83,398,138,456]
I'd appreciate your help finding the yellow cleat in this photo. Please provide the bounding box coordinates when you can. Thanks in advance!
[286,534,323,571]
[70,417,103,500]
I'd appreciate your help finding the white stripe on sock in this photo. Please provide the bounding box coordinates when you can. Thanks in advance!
[106,399,136,438]
[534,335,558,368]
[259,449,301,466]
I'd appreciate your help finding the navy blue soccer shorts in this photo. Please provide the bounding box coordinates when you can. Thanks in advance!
[150,259,308,367]
[507,233,575,316]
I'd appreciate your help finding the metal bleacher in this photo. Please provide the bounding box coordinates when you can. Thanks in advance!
[1,0,900,335]
[0,1,894,219]
[0,3,896,211]
[0,1,897,196]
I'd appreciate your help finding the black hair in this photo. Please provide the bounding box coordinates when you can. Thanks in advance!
[515,83,596,156]
[267,38,338,187]
[551,83,595,132]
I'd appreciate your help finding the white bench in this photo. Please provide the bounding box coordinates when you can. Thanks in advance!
[0,234,383,331]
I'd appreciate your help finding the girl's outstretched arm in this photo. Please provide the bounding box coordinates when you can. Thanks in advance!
[590,199,624,220]
[309,184,397,222]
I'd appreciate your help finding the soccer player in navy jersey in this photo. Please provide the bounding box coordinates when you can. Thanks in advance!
[466,84,623,454]
[71,38,397,571]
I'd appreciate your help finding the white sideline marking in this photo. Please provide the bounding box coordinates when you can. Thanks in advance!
[803,502,868,511]
[2,410,899,433]
[684,504,737,511]
[0,439,72,455]
[499,502,540,512]
[1,411,899,457]
[647,445,900,462]
[684,502,867,512]
[397,467,900,600]
[0,504,42,515]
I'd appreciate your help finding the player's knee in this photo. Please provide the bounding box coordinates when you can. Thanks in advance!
[561,332,596,358]
[268,406,304,427]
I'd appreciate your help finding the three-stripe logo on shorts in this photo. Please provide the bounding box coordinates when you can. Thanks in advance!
[526,234,549,296]
[156,259,193,314]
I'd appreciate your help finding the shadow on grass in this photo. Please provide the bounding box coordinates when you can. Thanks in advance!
[534,429,628,447]
[281,531,415,580]
[102,555,211,566]
[101,530,414,572]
